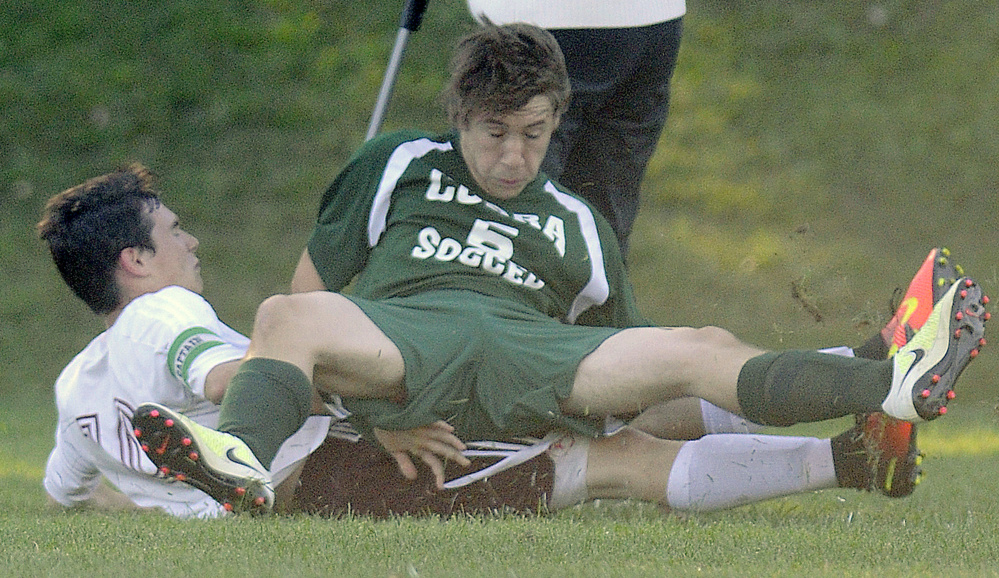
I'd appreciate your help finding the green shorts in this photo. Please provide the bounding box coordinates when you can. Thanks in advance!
[342,290,620,440]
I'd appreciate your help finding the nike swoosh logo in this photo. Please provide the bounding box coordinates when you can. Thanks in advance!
[226,447,257,470]
[903,348,926,384]
[897,297,920,326]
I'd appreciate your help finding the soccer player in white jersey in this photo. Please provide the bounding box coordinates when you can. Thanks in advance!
[134,23,988,516]
[37,165,338,516]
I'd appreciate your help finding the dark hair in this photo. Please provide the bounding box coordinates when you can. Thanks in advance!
[37,163,161,315]
[442,21,571,127]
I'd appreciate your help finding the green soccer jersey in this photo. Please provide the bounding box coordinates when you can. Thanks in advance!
[308,130,651,329]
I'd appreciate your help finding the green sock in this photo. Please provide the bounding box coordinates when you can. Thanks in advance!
[218,358,314,469]
[736,350,893,426]
[853,332,890,360]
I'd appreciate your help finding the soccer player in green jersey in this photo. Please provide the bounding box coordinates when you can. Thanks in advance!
[134,22,988,515]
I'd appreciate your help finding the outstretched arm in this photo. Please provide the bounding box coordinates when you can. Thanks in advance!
[373,421,471,489]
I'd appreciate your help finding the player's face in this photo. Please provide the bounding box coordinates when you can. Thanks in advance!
[459,95,558,200]
[142,203,203,294]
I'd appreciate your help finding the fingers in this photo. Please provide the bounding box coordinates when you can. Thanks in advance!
[422,422,469,463]
[373,422,472,487]
[428,420,455,433]
[419,438,472,467]
[391,451,418,481]
[419,451,447,489]
[424,422,468,451]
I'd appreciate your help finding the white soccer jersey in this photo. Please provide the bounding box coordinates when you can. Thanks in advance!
[43,285,330,518]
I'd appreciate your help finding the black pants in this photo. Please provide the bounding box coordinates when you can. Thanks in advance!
[546,18,683,257]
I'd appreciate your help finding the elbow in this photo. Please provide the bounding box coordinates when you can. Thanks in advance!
[204,381,226,405]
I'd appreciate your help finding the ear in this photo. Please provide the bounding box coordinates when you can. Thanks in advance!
[117,246,150,278]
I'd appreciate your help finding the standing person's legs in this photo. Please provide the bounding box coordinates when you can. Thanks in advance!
[547,20,682,255]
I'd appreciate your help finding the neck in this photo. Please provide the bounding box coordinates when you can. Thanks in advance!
[102,307,123,329]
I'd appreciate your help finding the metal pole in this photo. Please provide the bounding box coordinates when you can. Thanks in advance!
[365,0,429,141]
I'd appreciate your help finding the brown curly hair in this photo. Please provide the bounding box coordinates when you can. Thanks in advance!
[441,21,571,127]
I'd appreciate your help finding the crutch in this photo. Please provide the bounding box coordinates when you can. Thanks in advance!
[365,0,430,141]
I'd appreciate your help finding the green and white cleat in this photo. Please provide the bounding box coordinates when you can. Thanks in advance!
[133,402,274,514]
[883,278,989,422]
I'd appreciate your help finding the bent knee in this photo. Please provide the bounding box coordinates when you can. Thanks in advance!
[690,325,742,347]
[252,292,352,345]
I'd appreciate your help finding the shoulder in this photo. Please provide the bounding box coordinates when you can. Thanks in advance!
[111,286,220,345]
[321,130,457,207]
[323,130,447,195]
[539,175,605,222]
[126,286,215,322]
[352,130,444,162]
[52,332,110,401]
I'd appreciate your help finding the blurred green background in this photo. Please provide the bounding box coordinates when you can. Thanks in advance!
[2,0,997,410]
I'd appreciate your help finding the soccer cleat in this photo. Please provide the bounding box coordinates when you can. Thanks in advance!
[831,414,923,498]
[856,247,961,492]
[882,247,964,357]
[883,278,989,422]
[860,413,923,497]
[132,402,274,514]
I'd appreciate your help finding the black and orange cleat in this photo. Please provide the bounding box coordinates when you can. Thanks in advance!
[832,414,924,498]
[861,413,923,497]
[133,402,274,514]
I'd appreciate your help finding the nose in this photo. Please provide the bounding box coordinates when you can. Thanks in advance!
[187,232,199,252]
[499,136,526,168]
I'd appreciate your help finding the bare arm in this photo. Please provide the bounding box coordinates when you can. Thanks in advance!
[203,359,243,404]
[291,248,326,293]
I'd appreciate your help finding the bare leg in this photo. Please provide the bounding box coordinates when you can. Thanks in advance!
[627,398,708,440]
[558,427,840,512]
[585,427,681,503]
[628,397,762,440]
[564,326,763,418]
[234,291,470,483]
[247,291,406,400]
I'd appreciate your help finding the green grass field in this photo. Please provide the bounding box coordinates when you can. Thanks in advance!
[3,0,999,575]
[4,389,999,576]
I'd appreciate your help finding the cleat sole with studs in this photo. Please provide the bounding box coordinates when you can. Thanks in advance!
[132,406,271,515]
[910,279,989,421]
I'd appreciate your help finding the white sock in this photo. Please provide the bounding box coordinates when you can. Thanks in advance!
[666,434,838,512]
[699,399,764,434]
[819,345,855,357]
[547,434,590,510]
